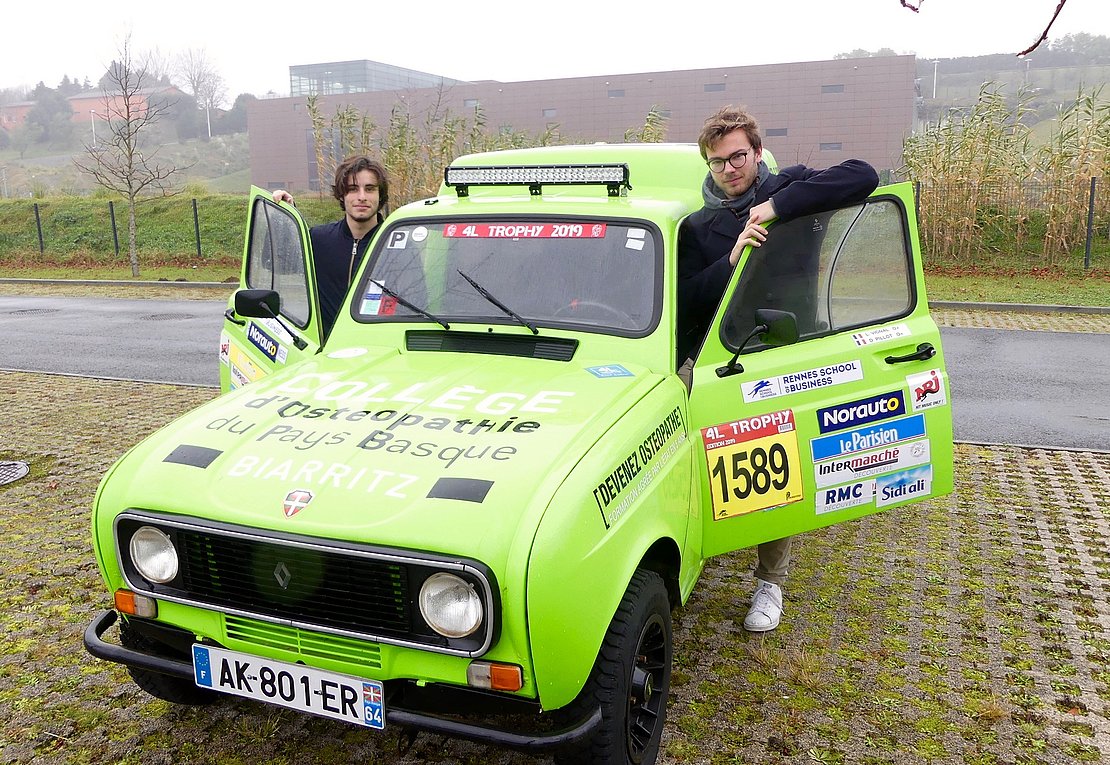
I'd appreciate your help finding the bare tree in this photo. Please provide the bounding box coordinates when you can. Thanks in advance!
[75,35,188,277]
[897,0,1071,54]
[176,48,227,136]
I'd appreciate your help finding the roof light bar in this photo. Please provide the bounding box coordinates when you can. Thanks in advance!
[445,163,631,197]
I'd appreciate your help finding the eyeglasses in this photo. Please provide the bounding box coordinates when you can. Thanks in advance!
[706,149,751,173]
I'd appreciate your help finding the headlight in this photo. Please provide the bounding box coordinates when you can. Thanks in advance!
[129,526,179,584]
[418,572,483,638]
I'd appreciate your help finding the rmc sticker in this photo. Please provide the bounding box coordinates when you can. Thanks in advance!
[906,368,947,411]
[701,409,804,520]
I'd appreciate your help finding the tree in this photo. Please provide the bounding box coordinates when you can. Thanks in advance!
[834,48,899,59]
[25,83,73,145]
[897,0,1070,55]
[214,93,255,135]
[176,48,227,137]
[75,36,189,277]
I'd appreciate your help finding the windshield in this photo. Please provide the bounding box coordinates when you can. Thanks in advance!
[354,218,660,335]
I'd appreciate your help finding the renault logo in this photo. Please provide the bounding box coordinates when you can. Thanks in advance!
[273,562,292,590]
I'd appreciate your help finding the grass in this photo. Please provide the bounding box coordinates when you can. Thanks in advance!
[924,266,1110,305]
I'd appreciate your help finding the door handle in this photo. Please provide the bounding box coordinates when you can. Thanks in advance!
[885,342,935,364]
[223,308,245,326]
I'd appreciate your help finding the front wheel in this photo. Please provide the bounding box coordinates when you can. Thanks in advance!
[558,569,672,765]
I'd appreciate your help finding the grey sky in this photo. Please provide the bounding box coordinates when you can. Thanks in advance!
[3,0,1105,105]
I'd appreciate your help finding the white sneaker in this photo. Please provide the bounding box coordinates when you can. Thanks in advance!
[743,578,783,632]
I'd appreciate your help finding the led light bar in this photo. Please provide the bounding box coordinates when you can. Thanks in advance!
[444,163,631,197]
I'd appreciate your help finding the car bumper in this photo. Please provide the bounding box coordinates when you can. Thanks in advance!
[84,609,600,752]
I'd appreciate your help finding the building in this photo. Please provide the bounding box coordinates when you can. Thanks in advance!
[248,56,916,193]
[0,87,183,135]
[289,59,462,97]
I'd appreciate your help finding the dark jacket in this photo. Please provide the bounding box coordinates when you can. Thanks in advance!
[310,217,380,337]
[676,159,879,363]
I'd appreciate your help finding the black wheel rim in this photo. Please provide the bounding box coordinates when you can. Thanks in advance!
[626,612,668,763]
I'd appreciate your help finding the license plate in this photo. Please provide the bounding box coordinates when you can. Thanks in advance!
[192,644,385,729]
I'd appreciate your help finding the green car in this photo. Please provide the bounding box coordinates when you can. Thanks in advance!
[86,143,953,765]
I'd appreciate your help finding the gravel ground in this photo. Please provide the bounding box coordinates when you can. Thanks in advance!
[2,370,1109,765]
[2,286,1108,764]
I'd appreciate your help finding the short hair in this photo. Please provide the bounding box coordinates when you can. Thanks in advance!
[697,106,762,159]
[332,155,390,212]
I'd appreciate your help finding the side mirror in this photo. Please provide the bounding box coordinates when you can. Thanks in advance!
[754,308,798,347]
[234,289,281,319]
[716,309,799,378]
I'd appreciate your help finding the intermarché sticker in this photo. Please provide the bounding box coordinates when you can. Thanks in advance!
[702,409,804,520]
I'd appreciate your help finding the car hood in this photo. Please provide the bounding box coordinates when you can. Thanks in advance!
[104,346,661,564]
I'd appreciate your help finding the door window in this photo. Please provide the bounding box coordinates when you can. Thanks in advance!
[245,199,312,328]
[718,198,914,353]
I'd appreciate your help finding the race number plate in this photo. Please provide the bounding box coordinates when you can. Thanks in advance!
[192,644,385,729]
[702,409,804,519]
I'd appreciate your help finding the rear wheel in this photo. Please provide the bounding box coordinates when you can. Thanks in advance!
[118,619,218,705]
[558,569,672,765]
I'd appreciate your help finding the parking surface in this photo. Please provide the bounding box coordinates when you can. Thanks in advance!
[2,368,1109,764]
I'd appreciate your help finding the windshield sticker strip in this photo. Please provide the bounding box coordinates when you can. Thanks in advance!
[163,444,223,469]
[442,223,607,239]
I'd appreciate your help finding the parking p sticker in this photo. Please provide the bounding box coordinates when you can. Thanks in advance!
[702,409,804,520]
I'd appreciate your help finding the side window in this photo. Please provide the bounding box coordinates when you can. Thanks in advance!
[720,198,913,352]
[245,199,311,327]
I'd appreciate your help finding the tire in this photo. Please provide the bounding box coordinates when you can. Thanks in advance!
[557,569,672,765]
[118,619,218,706]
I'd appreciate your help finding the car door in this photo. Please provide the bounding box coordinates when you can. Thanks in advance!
[219,187,322,393]
[687,183,954,558]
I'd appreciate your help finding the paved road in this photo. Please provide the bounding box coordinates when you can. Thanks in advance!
[1,295,1106,450]
[0,295,224,388]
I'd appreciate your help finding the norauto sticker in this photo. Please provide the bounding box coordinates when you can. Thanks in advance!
[876,465,933,507]
[814,438,931,488]
[906,368,947,411]
[702,409,804,520]
[442,222,607,238]
[247,322,285,363]
[816,390,906,434]
[741,360,863,403]
[852,323,911,346]
[810,414,927,463]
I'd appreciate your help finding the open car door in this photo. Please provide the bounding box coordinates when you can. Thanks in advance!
[219,187,322,393]
[687,183,954,558]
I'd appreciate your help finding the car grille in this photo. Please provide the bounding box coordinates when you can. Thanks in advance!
[115,511,497,656]
[174,527,411,636]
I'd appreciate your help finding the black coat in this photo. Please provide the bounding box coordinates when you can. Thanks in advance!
[676,159,879,364]
[310,217,380,337]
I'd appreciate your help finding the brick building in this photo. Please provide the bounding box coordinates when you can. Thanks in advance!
[248,56,917,192]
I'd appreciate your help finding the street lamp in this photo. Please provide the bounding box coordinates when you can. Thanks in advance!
[90,109,96,147]
[1024,57,1033,86]
[932,60,939,99]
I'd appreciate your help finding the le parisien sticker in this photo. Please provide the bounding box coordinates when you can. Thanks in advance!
[701,409,804,520]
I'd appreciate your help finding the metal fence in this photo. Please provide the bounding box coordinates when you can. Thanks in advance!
[913,177,1107,269]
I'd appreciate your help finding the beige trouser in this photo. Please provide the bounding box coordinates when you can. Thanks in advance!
[755,536,792,586]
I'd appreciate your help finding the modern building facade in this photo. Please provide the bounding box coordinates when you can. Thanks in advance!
[249,56,916,194]
[289,60,461,97]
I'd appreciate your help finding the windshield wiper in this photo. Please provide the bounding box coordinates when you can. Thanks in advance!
[367,279,450,330]
[456,269,538,335]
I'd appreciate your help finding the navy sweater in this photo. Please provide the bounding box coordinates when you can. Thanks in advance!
[309,217,380,336]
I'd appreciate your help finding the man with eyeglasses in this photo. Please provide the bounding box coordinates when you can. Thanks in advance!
[272,155,391,336]
[677,105,878,632]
